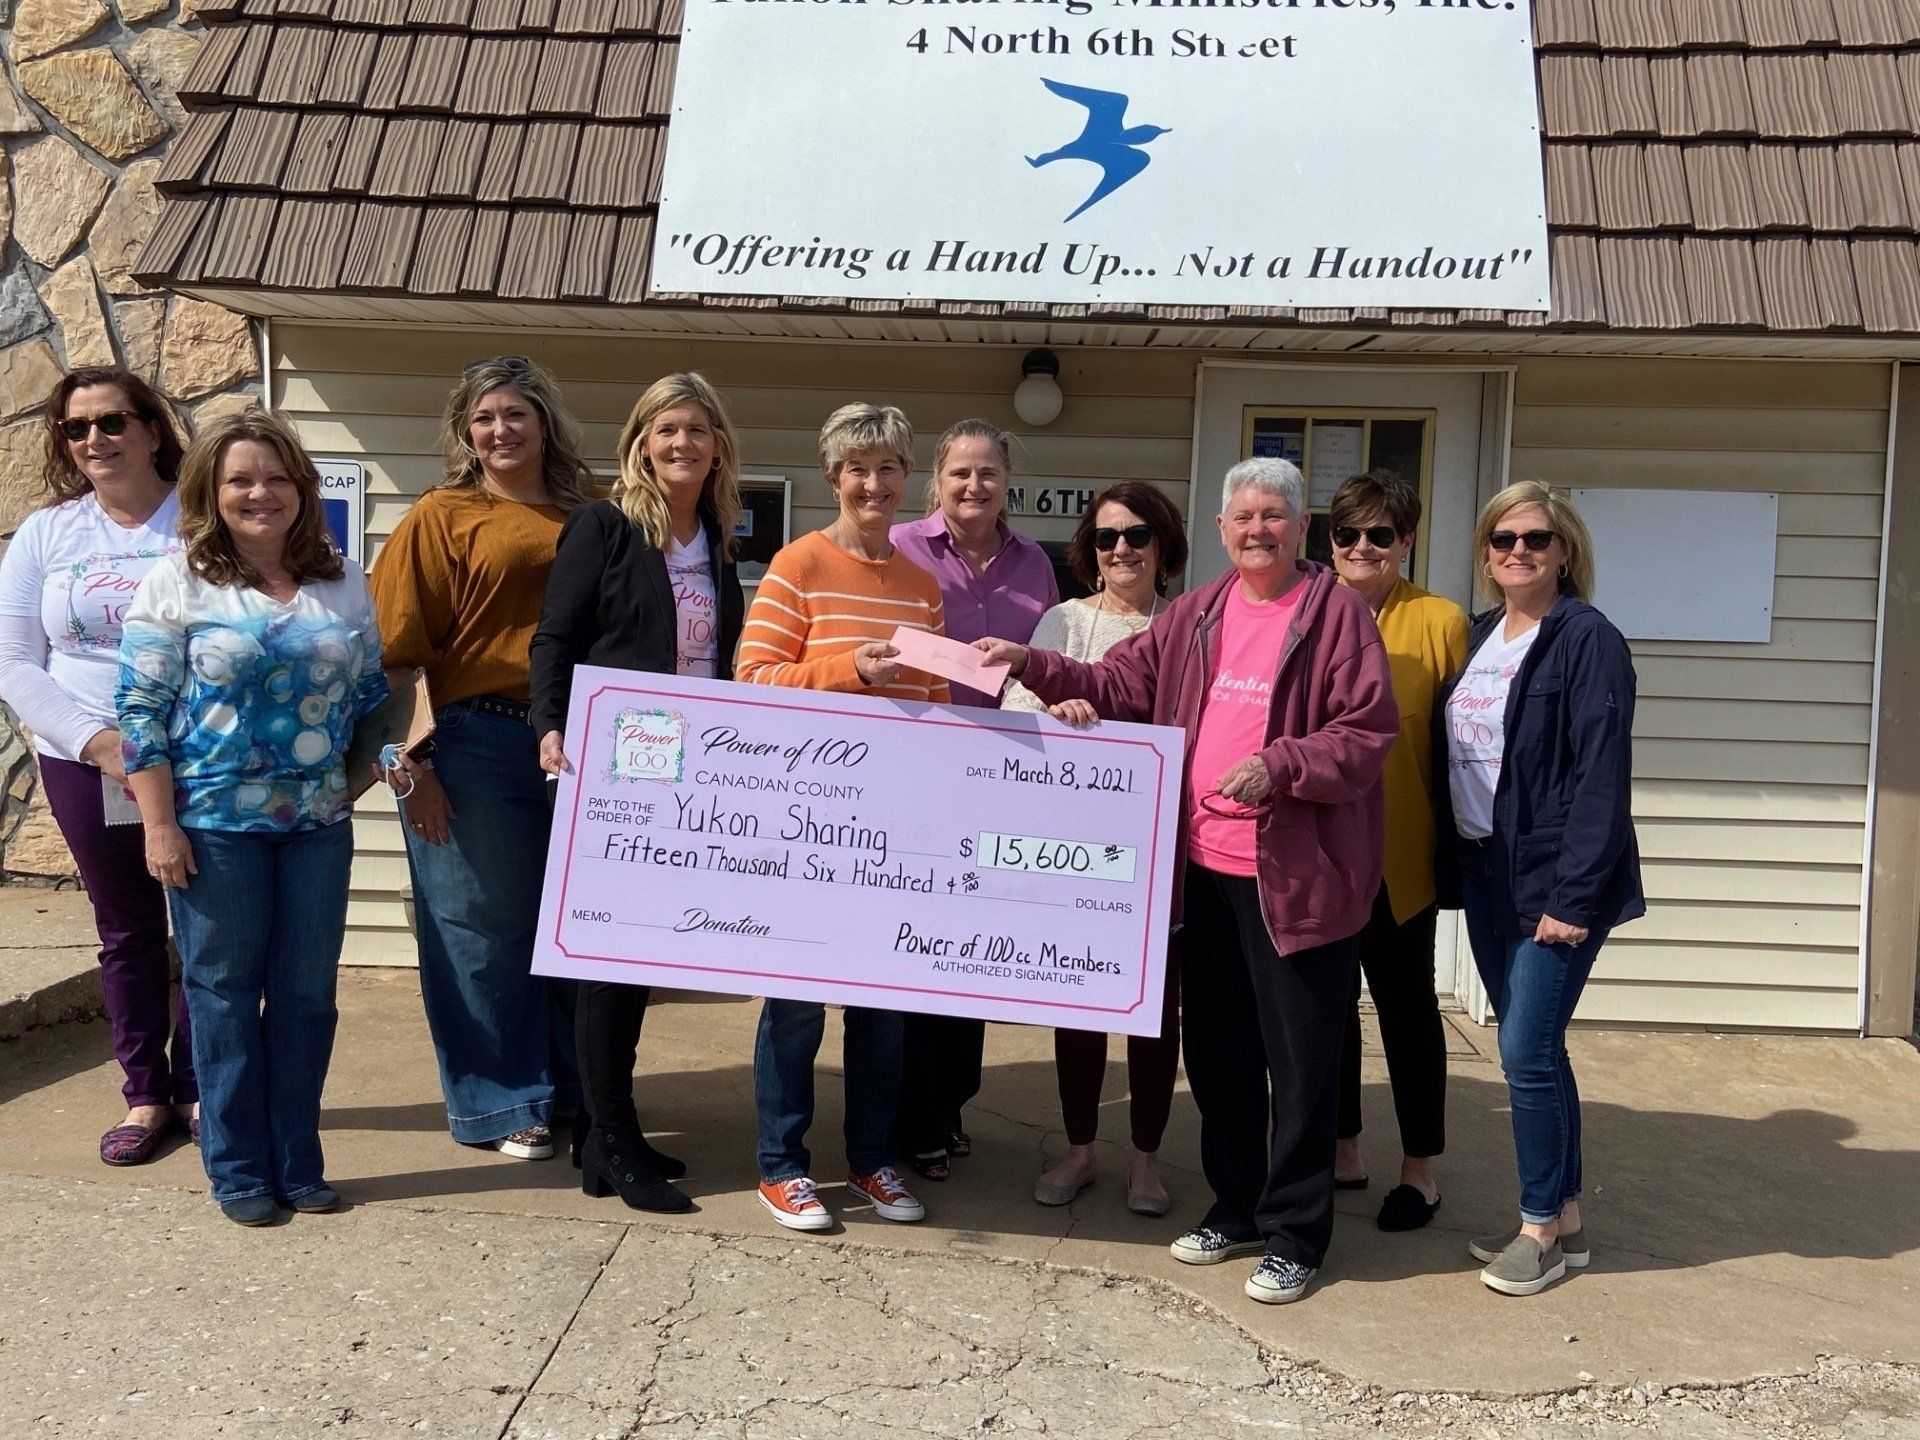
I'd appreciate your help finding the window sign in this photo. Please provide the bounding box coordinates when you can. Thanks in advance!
[316,459,365,567]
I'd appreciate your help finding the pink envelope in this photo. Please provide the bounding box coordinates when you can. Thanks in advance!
[888,625,1011,697]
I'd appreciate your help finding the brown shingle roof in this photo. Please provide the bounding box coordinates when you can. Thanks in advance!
[134,1,1920,337]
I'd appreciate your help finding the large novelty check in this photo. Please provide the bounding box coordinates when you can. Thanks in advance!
[532,667,1185,1037]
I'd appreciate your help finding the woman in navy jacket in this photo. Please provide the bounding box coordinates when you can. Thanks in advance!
[529,372,745,1213]
[1434,481,1641,1298]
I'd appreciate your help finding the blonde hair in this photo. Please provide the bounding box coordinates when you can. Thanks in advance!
[177,409,344,588]
[1472,480,1595,604]
[921,416,1014,514]
[436,355,600,511]
[818,403,913,483]
[612,372,741,559]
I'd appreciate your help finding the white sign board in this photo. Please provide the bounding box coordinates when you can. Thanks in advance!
[654,1,1548,311]
[1573,489,1778,644]
[316,459,365,567]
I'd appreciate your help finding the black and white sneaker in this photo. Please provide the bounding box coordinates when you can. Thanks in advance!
[1244,1254,1317,1305]
[1169,1225,1265,1266]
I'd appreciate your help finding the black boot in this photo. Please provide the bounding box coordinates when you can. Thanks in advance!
[572,1106,686,1178]
[580,1127,692,1213]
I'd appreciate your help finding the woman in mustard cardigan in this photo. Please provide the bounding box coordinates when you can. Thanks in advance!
[1327,472,1470,1232]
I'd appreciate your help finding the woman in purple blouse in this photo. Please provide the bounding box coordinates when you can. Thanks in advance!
[889,418,1058,1178]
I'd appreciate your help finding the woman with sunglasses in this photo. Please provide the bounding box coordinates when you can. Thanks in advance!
[888,418,1057,1182]
[0,369,197,1166]
[373,356,600,1162]
[1003,481,1187,1217]
[977,458,1397,1307]
[1325,472,1468,1233]
[1436,481,1642,1297]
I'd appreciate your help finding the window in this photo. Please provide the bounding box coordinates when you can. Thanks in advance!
[1239,408,1436,582]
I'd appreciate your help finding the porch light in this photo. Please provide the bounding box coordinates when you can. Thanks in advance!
[1014,348,1064,427]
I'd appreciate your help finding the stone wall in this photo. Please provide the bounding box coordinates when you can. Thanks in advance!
[1,0,262,879]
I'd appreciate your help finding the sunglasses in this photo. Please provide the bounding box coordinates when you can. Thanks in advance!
[1489,529,1557,554]
[1332,524,1400,549]
[1092,523,1154,552]
[60,411,137,442]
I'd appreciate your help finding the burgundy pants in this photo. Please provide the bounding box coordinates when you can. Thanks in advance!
[39,754,195,1107]
[1053,957,1180,1151]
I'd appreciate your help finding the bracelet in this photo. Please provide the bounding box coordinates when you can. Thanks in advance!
[1197,788,1271,820]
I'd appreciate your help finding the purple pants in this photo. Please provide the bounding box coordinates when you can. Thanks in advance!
[39,754,196,1107]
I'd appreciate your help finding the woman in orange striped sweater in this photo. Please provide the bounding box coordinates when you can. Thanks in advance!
[737,403,948,1233]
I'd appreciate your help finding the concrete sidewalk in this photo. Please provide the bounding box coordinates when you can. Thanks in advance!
[3,952,1919,1435]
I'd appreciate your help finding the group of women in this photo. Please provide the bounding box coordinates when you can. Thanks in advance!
[0,356,1641,1305]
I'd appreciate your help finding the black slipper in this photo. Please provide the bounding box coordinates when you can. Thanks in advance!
[1334,1174,1369,1191]
[1376,1183,1441,1232]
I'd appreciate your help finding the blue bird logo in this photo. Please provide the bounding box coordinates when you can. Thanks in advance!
[1026,78,1171,223]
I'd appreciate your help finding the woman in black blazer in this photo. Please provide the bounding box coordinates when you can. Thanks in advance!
[529,371,746,1212]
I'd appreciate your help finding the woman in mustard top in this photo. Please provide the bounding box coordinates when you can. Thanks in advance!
[373,356,601,1162]
[1327,472,1469,1232]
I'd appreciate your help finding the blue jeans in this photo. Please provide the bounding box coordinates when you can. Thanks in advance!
[403,705,578,1144]
[1458,844,1606,1225]
[169,820,353,1204]
[754,1000,903,1180]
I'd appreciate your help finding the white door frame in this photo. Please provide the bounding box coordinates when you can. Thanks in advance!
[1186,358,1516,1013]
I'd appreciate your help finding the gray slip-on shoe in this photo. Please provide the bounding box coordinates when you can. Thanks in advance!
[1480,1234,1568,1296]
[1470,1224,1590,1268]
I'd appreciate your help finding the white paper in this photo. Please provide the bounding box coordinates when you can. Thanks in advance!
[101,774,141,826]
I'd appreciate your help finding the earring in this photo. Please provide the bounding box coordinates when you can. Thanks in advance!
[1095,575,1106,592]
[1483,563,1495,581]
[1558,563,1569,580]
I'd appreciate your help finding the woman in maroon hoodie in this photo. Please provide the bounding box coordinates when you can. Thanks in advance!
[977,456,1397,1307]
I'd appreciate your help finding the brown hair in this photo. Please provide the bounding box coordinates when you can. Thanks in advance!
[177,410,344,588]
[1066,481,1188,593]
[922,417,1015,514]
[613,372,742,559]
[436,355,600,511]
[1472,480,1596,604]
[1328,469,1422,538]
[38,368,187,506]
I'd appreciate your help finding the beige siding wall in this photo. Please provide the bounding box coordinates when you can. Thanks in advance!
[1508,356,1887,1031]
[274,326,1200,966]
[279,325,1885,1031]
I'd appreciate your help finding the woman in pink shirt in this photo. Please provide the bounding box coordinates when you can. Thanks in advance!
[978,457,1398,1308]
[889,419,1057,1181]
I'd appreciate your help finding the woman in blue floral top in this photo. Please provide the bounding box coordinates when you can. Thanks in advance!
[118,409,387,1227]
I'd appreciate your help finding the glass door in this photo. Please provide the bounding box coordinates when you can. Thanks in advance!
[1239,407,1437,583]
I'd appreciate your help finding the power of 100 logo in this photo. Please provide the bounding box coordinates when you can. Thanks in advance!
[609,708,687,784]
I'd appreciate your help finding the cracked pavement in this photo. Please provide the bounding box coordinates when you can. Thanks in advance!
[6,1179,1919,1439]
[4,970,1920,1436]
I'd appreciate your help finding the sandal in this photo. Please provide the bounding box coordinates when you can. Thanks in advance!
[907,1149,952,1182]
[100,1122,165,1166]
[947,1131,972,1159]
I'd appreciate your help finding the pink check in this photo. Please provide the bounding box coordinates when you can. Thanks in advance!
[533,667,1184,1036]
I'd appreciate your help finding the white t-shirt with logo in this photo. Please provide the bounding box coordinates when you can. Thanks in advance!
[0,491,184,761]
[1445,621,1541,841]
[665,529,719,679]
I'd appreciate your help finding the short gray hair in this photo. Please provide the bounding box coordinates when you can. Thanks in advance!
[819,403,914,481]
[1221,457,1306,515]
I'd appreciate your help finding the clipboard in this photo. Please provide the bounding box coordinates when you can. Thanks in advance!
[346,667,436,800]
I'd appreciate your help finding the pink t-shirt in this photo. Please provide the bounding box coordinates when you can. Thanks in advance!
[1187,579,1304,877]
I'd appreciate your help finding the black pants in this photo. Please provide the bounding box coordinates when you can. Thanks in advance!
[1337,887,1447,1158]
[896,1014,985,1157]
[1180,864,1359,1269]
[576,979,654,1136]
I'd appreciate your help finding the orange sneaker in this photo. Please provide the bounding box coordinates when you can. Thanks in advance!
[758,1175,832,1231]
[847,1166,925,1223]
